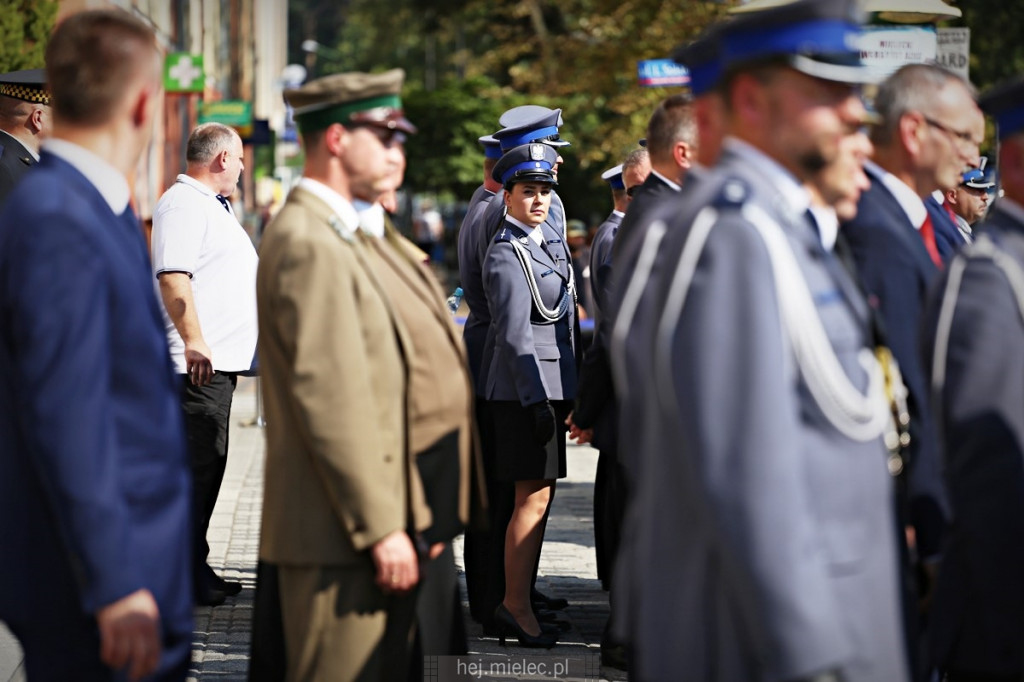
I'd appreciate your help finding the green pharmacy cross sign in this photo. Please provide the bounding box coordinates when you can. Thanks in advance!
[165,53,204,93]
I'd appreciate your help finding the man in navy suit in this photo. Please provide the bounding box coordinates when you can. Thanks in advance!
[0,10,192,681]
[608,93,697,304]
[841,62,984,680]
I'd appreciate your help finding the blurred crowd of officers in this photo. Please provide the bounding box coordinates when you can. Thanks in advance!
[3,0,1024,681]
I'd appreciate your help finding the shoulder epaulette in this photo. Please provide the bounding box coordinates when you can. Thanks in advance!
[494,227,513,243]
[711,176,750,209]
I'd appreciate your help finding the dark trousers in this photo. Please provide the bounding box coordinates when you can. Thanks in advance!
[249,560,286,682]
[945,673,1021,682]
[180,371,236,588]
[463,399,515,624]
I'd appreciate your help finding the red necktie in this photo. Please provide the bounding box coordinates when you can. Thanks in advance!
[919,213,942,268]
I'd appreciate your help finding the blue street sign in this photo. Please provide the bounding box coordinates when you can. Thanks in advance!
[637,59,690,87]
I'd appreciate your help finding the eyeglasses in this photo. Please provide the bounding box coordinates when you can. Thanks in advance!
[921,116,978,151]
[349,123,406,148]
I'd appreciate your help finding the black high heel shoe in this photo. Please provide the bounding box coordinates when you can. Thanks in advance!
[493,604,558,649]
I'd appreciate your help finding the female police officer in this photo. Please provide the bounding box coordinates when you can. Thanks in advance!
[481,142,577,648]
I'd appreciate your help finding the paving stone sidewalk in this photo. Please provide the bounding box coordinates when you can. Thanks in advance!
[2,378,627,681]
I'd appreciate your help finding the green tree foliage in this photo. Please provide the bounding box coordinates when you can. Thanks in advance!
[0,0,57,73]
[955,0,1024,91]
[291,0,1024,219]
[298,0,731,219]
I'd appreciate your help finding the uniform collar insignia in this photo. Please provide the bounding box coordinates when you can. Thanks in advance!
[328,214,356,242]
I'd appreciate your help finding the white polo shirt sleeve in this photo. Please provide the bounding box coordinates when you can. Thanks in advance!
[152,194,208,277]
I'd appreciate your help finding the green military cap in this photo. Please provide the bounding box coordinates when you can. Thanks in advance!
[0,69,49,106]
[284,68,416,134]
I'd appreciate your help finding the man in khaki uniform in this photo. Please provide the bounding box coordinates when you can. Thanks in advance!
[255,70,428,681]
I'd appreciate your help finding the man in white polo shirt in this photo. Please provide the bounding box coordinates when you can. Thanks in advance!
[152,122,258,606]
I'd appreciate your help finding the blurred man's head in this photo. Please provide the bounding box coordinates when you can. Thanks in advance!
[45,9,163,169]
[622,148,651,202]
[645,94,697,183]
[871,64,983,197]
[286,69,414,202]
[186,123,245,197]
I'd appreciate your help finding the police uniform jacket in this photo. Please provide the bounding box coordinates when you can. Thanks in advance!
[457,183,496,393]
[256,184,431,567]
[481,218,576,405]
[461,189,567,397]
[923,196,1024,676]
[0,129,35,205]
[614,140,908,682]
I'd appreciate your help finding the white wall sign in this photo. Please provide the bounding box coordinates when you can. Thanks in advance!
[859,26,938,82]
[936,27,970,81]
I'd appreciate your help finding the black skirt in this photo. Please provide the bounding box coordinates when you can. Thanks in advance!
[488,399,570,482]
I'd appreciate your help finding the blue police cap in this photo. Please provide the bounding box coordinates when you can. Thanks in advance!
[499,105,564,128]
[979,76,1024,141]
[961,167,995,190]
[479,134,503,160]
[491,143,559,186]
[671,26,723,96]
[601,164,625,190]
[719,0,870,84]
[494,106,570,151]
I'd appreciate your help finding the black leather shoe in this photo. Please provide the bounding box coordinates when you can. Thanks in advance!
[601,643,628,670]
[493,605,557,648]
[203,564,242,596]
[531,588,568,611]
[213,577,243,596]
[484,617,562,636]
[195,586,227,607]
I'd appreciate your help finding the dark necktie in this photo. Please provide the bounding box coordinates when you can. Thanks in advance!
[919,213,943,268]
[215,194,232,214]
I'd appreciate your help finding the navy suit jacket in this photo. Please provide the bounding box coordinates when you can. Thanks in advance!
[0,152,192,673]
[925,195,967,263]
[574,211,621,449]
[609,173,678,317]
[841,169,950,558]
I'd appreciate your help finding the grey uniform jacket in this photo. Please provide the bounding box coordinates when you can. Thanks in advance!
[456,183,496,392]
[458,188,565,396]
[612,144,908,682]
[922,197,1024,676]
[481,220,576,406]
